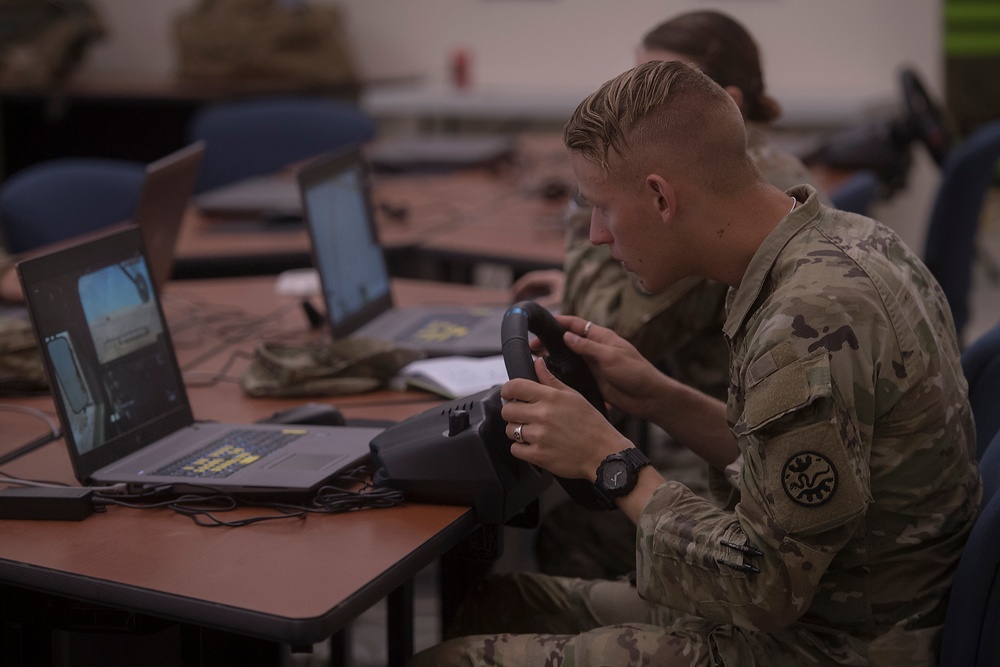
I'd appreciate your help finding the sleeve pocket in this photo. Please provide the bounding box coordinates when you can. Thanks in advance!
[738,349,831,435]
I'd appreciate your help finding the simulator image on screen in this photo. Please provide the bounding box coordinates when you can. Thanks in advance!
[43,256,181,454]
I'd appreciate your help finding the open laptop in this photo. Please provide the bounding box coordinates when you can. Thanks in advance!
[133,141,205,290]
[17,226,380,495]
[298,147,506,357]
[14,142,205,291]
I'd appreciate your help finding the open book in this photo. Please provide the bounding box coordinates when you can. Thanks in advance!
[397,355,509,399]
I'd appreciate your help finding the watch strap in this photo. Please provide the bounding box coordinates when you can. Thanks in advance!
[619,447,651,471]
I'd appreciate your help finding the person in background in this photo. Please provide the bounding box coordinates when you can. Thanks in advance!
[411,59,979,667]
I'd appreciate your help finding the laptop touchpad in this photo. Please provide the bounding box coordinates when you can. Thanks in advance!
[269,453,346,470]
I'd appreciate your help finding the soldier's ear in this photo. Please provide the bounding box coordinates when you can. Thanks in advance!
[645,174,676,224]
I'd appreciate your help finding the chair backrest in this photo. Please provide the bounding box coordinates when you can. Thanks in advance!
[981,429,1000,508]
[922,120,1000,340]
[938,432,1000,666]
[186,96,378,193]
[829,169,880,215]
[962,319,1000,460]
[0,158,146,254]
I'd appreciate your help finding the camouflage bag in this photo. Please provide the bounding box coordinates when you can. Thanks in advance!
[173,0,357,87]
[0,311,47,394]
[0,0,104,86]
[241,338,425,398]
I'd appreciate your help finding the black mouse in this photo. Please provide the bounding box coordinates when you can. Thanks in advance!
[260,403,345,427]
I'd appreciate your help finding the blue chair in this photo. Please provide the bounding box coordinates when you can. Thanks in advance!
[938,430,1000,666]
[186,96,378,193]
[922,121,1000,340]
[962,320,1000,460]
[982,429,1000,507]
[0,158,146,254]
[829,169,880,215]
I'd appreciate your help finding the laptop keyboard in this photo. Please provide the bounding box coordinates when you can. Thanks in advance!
[403,311,484,344]
[152,429,305,479]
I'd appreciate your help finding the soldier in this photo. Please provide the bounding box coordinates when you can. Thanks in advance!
[530,9,833,582]
[514,10,827,400]
[409,60,981,667]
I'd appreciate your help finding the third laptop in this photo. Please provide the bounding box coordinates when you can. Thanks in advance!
[298,147,506,357]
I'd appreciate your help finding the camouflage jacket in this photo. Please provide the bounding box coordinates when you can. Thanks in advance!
[635,186,981,665]
[562,124,829,399]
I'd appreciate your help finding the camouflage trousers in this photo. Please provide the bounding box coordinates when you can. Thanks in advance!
[408,572,827,667]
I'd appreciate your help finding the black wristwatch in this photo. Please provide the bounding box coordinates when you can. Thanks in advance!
[594,448,651,499]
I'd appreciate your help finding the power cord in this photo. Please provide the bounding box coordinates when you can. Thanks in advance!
[0,403,62,466]
[88,465,404,527]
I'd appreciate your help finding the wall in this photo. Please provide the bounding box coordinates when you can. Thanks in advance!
[78,0,945,251]
[83,0,944,104]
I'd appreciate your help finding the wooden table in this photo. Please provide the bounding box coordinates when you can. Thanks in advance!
[0,275,515,666]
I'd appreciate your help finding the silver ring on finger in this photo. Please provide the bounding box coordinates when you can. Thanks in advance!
[513,423,525,443]
[583,320,593,338]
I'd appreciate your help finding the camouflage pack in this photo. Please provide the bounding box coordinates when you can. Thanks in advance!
[241,338,424,398]
[0,311,46,393]
[174,0,357,87]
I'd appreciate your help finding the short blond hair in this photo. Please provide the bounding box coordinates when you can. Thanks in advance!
[564,60,757,192]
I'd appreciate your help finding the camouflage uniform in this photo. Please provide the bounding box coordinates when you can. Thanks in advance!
[410,185,981,666]
[541,125,831,580]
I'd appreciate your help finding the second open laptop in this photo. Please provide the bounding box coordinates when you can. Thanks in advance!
[133,141,206,290]
[17,226,380,495]
[298,147,506,357]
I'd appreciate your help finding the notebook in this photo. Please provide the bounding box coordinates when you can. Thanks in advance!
[17,226,380,495]
[297,147,506,357]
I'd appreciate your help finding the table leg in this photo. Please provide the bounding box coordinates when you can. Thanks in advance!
[386,580,414,667]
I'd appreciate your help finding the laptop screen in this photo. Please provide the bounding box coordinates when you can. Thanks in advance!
[134,141,204,290]
[298,148,395,338]
[18,227,194,480]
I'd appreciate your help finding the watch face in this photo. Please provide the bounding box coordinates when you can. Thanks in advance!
[600,459,629,490]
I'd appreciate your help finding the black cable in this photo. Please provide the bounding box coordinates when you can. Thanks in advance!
[0,431,59,467]
[179,300,301,372]
[89,466,404,527]
[182,349,255,388]
[0,403,62,465]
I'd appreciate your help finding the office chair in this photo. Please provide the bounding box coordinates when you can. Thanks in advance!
[186,96,378,192]
[829,169,880,215]
[961,319,1000,460]
[982,429,1000,507]
[937,430,1000,667]
[922,120,1000,341]
[0,158,146,254]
